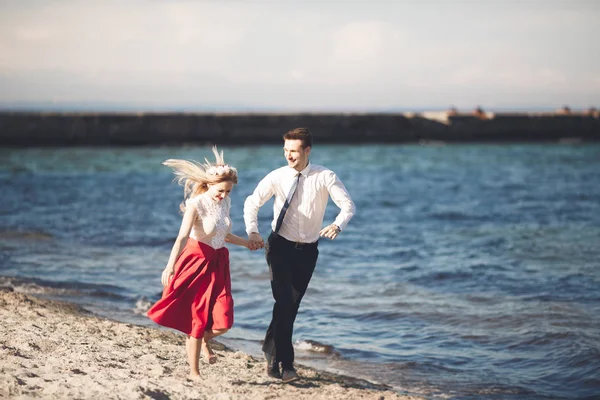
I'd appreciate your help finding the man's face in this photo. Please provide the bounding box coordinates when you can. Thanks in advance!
[283,139,310,171]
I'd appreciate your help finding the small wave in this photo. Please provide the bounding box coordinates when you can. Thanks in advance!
[409,270,473,283]
[6,283,79,296]
[3,165,36,174]
[232,270,271,282]
[468,262,508,272]
[0,275,129,301]
[295,339,340,356]
[132,297,153,315]
[465,294,499,304]
[507,331,580,349]
[429,211,477,221]
[0,230,54,241]
[356,311,406,322]
[88,289,129,300]
[378,200,400,208]
[114,238,175,248]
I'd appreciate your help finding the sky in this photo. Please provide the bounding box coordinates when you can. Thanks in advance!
[0,0,599,112]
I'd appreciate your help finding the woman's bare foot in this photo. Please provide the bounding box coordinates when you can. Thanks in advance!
[201,341,217,364]
[188,372,201,381]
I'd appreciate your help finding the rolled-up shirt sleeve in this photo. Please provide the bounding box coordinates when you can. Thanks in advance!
[325,171,356,231]
[244,173,275,236]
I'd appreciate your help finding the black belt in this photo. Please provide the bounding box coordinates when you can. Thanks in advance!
[270,231,318,250]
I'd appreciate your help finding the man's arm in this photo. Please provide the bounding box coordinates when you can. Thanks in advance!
[243,173,275,249]
[320,171,355,240]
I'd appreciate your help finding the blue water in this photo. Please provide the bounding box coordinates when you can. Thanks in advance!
[1,143,600,399]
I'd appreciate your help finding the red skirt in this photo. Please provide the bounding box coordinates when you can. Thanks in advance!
[147,239,233,339]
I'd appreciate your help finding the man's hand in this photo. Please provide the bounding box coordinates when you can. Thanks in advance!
[319,224,341,240]
[248,232,265,250]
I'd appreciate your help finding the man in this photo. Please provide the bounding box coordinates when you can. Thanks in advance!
[243,127,356,383]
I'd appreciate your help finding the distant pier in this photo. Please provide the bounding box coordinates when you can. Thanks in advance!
[0,110,598,146]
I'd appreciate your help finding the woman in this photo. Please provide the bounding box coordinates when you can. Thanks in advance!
[147,147,250,380]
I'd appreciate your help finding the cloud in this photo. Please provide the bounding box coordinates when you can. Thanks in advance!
[324,21,405,84]
[0,2,252,74]
[0,0,598,109]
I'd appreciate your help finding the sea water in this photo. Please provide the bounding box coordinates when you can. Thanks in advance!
[1,143,599,399]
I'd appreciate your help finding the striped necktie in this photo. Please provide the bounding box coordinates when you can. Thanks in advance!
[274,172,301,234]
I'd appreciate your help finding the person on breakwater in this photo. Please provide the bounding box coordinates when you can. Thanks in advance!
[243,127,356,383]
[147,147,252,380]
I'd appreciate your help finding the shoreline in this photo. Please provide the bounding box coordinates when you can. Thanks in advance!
[0,288,423,400]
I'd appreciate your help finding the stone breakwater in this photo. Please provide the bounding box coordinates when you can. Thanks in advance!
[0,112,599,146]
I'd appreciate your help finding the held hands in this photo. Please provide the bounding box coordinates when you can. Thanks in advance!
[161,267,174,286]
[247,232,264,251]
[319,224,341,240]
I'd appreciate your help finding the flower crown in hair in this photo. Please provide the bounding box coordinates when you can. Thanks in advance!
[207,165,237,176]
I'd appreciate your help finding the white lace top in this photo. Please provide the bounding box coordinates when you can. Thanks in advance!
[185,193,232,249]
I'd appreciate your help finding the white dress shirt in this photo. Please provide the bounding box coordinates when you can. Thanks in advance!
[244,162,356,243]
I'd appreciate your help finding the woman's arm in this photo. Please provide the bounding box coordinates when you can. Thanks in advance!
[225,232,250,249]
[161,206,198,286]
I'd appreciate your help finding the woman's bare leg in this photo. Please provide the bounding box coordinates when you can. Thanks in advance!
[186,335,201,378]
[201,328,229,364]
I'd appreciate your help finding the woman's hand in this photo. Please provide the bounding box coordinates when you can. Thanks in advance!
[161,267,174,286]
[226,232,260,250]
[248,232,264,250]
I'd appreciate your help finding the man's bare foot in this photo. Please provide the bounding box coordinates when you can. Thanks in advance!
[201,341,217,364]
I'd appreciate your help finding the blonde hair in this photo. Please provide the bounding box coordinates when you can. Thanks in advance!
[162,146,238,212]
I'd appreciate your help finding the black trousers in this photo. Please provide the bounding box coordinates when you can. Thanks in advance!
[262,232,319,369]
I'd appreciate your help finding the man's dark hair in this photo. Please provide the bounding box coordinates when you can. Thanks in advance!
[283,127,312,148]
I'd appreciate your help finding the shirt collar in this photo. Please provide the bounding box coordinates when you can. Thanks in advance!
[290,162,311,177]
[292,161,312,178]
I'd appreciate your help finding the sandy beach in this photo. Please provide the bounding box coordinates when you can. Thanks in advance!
[0,288,421,400]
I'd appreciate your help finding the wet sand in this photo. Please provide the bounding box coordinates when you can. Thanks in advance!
[0,288,422,400]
